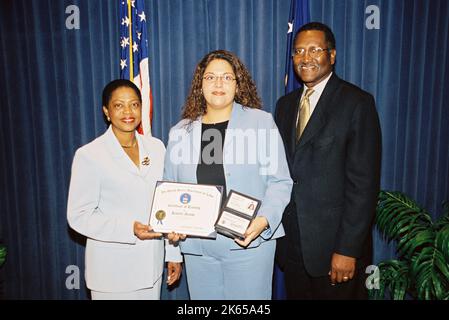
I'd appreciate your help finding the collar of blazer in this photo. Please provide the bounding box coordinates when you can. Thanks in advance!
[295,73,341,150]
[103,126,153,177]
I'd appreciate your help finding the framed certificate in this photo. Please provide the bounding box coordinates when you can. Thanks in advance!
[149,181,223,238]
[214,190,261,239]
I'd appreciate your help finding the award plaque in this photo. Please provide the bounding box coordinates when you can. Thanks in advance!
[149,181,223,238]
[214,190,261,239]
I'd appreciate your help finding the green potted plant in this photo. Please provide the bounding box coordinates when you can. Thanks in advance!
[369,190,449,300]
[0,244,6,298]
[0,244,5,267]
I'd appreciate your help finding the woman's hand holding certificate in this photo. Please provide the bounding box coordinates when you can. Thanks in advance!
[134,221,163,240]
[234,216,269,248]
[167,232,187,244]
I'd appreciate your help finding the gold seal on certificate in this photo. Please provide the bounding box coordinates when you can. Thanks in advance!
[215,190,261,239]
[155,210,166,225]
[149,181,223,238]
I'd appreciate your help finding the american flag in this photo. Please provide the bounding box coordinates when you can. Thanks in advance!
[120,0,152,136]
[284,0,310,94]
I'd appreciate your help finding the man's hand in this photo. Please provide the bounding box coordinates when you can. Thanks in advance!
[167,262,182,286]
[134,221,163,240]
[329,253,356,285]
[234,216,269,248]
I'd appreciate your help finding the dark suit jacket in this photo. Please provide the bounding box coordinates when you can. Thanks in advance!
[274,73,382,277]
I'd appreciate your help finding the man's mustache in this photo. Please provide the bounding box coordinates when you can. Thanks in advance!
[297,63,319,69]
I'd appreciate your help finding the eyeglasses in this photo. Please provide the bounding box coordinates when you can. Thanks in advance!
[203,73,236,84]
[292,47,330,59]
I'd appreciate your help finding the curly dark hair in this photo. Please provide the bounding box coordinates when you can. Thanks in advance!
[181,50,262,121]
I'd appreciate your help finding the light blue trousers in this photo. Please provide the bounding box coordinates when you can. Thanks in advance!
[183,235,275,300]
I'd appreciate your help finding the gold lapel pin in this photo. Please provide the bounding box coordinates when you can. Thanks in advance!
[141,156,150,166]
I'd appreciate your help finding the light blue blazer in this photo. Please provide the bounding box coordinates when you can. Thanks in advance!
[164,103,293,254]
[67,126,181,293]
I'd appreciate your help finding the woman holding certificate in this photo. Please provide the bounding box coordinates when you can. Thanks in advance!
[67,79,182,299]
[164,50,293,299]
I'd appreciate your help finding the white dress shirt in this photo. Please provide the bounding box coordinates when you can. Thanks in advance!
[297,72,333,125]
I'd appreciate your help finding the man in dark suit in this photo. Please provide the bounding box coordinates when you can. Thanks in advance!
[274,22,381,299]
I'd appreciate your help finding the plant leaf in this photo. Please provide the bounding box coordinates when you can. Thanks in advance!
[0,245,6,267]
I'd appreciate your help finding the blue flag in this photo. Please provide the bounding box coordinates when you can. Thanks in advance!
[119,0,153,136]
[273,0,310,300]
[284,0,310,94]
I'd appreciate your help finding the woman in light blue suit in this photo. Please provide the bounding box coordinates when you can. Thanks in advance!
[67,80,182,299]
[164,50,293,299]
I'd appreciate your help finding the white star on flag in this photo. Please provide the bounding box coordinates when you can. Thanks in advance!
[120,59,127,70]
[120,37,129,49]
[121,16,130,27]
[137,32,142,40]
[288,22,293,34]
[132,42,138,52]
[131,0,135,7]
[138,11,146,22]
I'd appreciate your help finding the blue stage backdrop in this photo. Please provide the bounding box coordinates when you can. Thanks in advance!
[0,0,448,299]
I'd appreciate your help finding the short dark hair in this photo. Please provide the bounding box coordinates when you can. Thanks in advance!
[102,79,142,107]
[294,22,336,50]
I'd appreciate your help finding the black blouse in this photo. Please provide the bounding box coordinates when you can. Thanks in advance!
[196,120,228,196]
